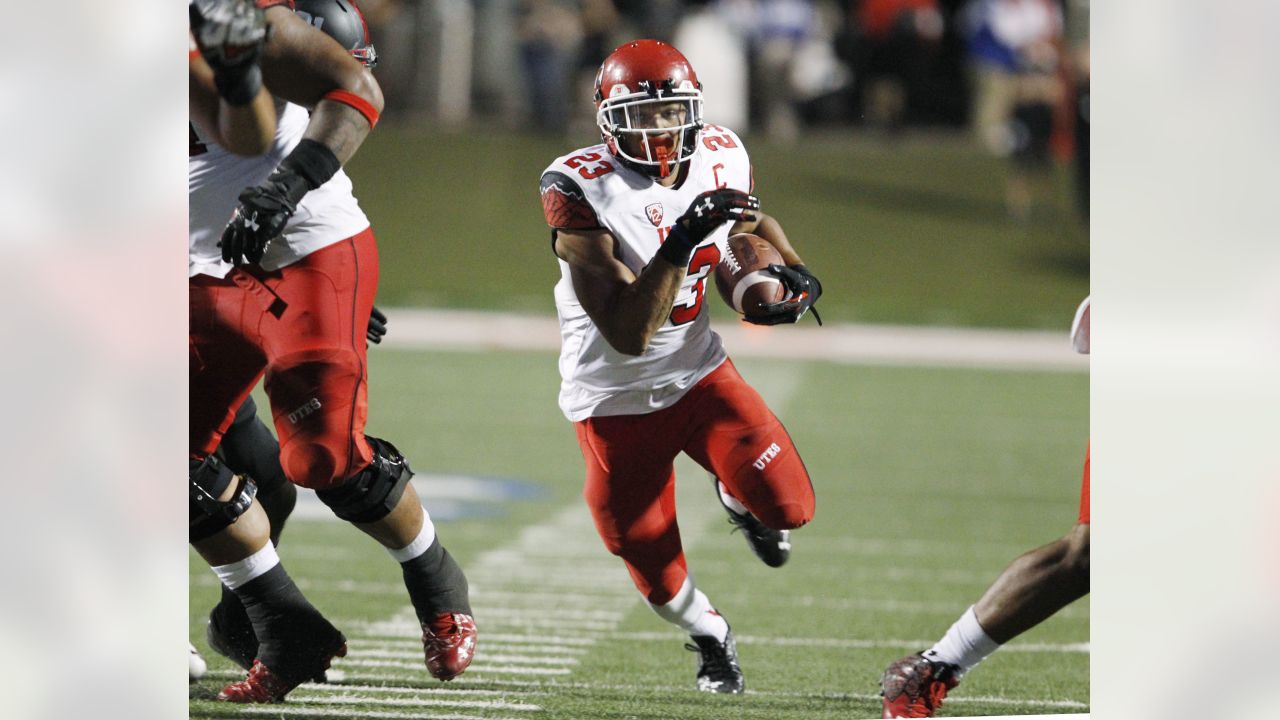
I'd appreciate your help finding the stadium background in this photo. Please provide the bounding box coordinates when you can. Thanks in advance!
[191,1,1090,718]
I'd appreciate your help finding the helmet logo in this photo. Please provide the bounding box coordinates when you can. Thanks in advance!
[609,84,631,98]
[645,203,664,226]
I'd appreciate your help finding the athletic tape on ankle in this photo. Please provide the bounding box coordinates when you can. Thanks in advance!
[212,543,280,591]
[388,510,437,563]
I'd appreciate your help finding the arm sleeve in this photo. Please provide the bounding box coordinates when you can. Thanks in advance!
[540,170,603,231]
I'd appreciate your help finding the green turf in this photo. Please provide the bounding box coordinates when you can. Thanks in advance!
[344,129,1087,329]
[191,349,1088,719]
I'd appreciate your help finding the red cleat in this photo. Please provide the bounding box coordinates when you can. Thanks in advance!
[422,612,477,681]
[880,653,960,718]
[216,643,347,703]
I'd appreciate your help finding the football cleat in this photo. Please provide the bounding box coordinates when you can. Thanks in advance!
[726,510,792,568]
[880,653,960,718]
[685,629,745,694]
[421,612,478,681]
[206,600,257,671]
[216,642,347,703]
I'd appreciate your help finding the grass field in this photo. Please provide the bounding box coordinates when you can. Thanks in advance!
[345,129,1088,330]
[190,344,1089,720]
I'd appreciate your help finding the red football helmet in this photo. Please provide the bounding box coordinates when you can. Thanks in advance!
[594,40,704,178]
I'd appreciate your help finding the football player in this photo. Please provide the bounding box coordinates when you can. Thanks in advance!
[189,0,345,694]
[190,0,475,702]
[880,297,1091,718]
[540,39,824,693]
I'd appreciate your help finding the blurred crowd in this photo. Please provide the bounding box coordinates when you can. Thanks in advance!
[356,0,1088,217]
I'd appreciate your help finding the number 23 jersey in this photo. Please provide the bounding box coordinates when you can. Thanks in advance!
[541,125,752,422]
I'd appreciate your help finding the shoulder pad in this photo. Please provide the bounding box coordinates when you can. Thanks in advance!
[540,170,602,230]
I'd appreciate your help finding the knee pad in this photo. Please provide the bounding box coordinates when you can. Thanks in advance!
[314,436,412,523]
[280,438,346,489]
[190,456,258,542]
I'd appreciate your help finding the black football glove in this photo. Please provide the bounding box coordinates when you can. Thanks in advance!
[219,174,306,265]
[219,139,341,266]
[658,189,760,266]
[745,264,824,326]
[367,306,388,345]
[679,188,760,240]
[189,0,269,106]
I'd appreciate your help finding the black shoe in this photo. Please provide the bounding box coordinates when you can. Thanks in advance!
[726,510,791,568]
[207,600,257,672]
[685,629,745,694]
[712,476,792,568]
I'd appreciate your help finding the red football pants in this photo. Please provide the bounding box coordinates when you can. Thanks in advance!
[1078,444,1090,525]
[575,360,815,605]
[189,228,377,489]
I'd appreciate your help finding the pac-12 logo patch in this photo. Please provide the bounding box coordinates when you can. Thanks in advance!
[645,203,664,227]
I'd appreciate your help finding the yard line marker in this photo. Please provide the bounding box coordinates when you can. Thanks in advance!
[345,648,578,666]
[285,694,542,712]
[351,640,588,656]
[339,658,573,675]
[413,677,1088,710]
[232,708,528,720]
[469,607,627,622]
[604,631,1088,653]
[701,593,1089,618]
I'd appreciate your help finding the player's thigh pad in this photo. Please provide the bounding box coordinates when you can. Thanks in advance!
[190,276,269,457]
[577,419,689,603]
[684,363,815,529]
[576,416,686,548]
[265,347,372,489]
[256,233,377,489]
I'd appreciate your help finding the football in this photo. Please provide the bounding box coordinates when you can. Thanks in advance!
[715,233,786,318]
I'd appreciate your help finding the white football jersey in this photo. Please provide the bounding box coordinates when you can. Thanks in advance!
[544,125,754,421]
[188,100,369,278]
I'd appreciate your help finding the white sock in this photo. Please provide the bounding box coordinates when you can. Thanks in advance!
[649,576,729,642]
[387,509,437,563]
[715,479,749,516]
[924,606,1001,676]
[212,542,279,591]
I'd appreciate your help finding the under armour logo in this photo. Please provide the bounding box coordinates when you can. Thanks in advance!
[694,197,714,218]
[244,214,260,232]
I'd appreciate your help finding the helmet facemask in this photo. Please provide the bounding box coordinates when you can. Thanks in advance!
[597,80,703,179]
[351,44,378,69]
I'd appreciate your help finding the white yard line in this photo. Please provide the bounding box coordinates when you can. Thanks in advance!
[378,308,1087,372]
[339,659,574,675]
[284,694,542,712]
[605,631,1088,653]
[418,677,1089,711]
[345,649,579,666]
[350,641,588,657]
[232,708,529,720]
